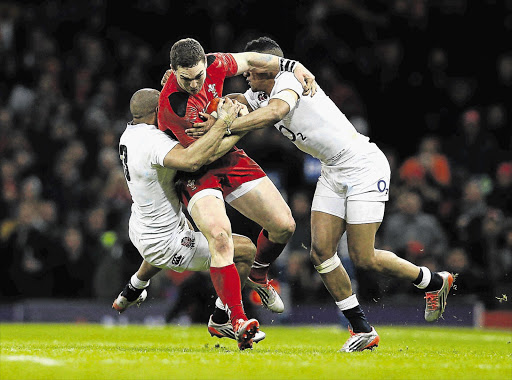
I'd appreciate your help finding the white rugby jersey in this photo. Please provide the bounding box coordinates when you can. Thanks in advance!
[119,123,187,254]
[244,72,370,165]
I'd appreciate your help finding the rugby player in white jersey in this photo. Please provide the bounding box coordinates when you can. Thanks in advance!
[187,37,455,352]
[113,88,264,349]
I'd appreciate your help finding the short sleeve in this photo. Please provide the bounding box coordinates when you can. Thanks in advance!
[271,72,302,98]
[209,53,238,77]
[149,131,180,167]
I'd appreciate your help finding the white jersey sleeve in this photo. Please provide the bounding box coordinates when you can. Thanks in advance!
[271,72,302,99]
[150,130,178,167]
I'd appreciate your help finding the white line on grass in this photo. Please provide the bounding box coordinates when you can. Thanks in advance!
[2,355,62,366]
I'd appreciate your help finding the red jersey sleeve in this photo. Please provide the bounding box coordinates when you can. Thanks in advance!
[209,53,238,78]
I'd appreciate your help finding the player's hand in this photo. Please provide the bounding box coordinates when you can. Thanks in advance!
[187,113,214,137]
[231,99,249,117]
[294,63,317,97]
[216,97,238,128]
[161,69,172,87]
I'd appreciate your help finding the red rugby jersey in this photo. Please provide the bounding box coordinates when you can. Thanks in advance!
[158,53,238,147]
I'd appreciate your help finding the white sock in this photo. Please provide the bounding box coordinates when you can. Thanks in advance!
[215,297,226,311]
[130,273,150,289]
[414,266,431,289]
[335,294,359,311]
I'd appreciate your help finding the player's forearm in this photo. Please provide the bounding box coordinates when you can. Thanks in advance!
[233,52,295,74]
[179,121,229,171]
[205,132,248,164]
[244,52,280,73]
[229,105,281,133]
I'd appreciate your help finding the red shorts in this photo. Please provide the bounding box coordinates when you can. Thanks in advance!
[175,148,266,208]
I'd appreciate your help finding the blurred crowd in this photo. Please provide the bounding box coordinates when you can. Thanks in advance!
[1,0,510,312]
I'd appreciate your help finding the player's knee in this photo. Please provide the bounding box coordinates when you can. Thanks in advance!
[208,227,232,252]
[277,214,296,240]
[312,250,341,274]
[349,248,376,271]
[309,243,335,266]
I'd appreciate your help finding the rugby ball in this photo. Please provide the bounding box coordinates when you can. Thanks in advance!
[205,97,221,118]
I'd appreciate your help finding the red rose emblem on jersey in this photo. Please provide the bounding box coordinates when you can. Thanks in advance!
[258,93,268,101]
[181,236,195,248]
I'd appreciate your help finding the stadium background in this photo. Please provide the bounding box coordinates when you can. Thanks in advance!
[0,0,510,327]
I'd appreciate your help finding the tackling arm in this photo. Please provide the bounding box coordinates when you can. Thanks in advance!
[185,90,298,137]
[162,98,237,172]
[204,132,249,164]
[228,89,299,133]
[230,52,317,96]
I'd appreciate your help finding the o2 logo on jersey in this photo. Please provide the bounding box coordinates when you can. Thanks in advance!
[119,144,130,181]
[377,180,388,195]
[277,124,307,142]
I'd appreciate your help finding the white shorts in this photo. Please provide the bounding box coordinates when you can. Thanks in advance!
[312,180,385,223]
[311,143,390,224]
[129,223,211,272]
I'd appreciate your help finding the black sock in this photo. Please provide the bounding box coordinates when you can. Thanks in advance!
[343,305,372,333]
[211,306,229,324]
[121,282,143,302]
[413,268,424,286]
[424,273,443,292]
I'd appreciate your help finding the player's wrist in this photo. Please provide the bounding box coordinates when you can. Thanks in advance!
[279,57,298,72]
[217,115,235,134]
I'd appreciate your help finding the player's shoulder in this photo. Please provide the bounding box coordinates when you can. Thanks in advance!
[206,53,220,67]
[273,72,302,92]
[275,71,296,82]
[206,52,236,75]
[206,52,232,66]
[205,53,225,73]
[123,123,167,140]
[165,91,191,118]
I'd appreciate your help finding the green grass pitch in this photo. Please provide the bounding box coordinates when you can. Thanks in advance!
[1,323,510,379]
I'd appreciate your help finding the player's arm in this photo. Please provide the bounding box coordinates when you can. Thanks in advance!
[226,93,251,108]
[205,132,248,164]
[230,52,317,96]
[203,102,251,164]
[162,98,237,172]
[228,90,298,133]
[185,90,297,138]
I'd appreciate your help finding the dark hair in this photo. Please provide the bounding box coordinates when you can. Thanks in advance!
[244,36,284,57]
[170,38,205,70]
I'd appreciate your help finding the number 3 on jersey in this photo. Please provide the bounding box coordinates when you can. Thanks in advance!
[119,144,130,181]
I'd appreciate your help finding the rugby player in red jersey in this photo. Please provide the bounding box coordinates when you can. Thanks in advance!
[158,38,316,346]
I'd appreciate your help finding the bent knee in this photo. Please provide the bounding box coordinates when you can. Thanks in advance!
[309,245,335,267]
[207,227,232,249]
[265,215,295,244]
[233,235,256,263]
[349,251,376,271]
[277,215,296,239]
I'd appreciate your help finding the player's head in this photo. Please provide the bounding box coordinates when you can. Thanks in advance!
[244,36,284,58]
[170,38,207,95]
[130,88,160,125]
[243,36,282,92]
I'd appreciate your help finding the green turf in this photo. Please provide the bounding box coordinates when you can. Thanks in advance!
[0,323,510,379]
